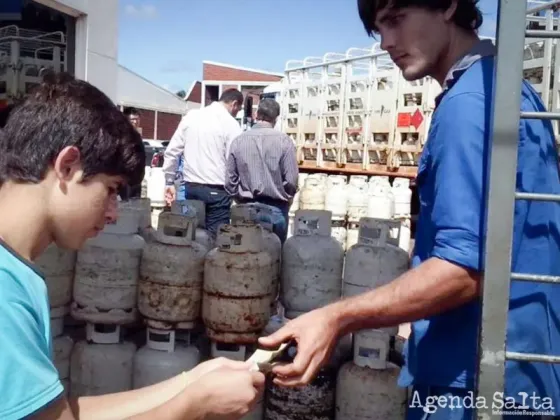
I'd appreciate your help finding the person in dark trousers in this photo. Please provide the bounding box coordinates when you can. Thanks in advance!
[225,98,298,243]
[259,1,560,418]
[163,89,243,237]
[0,72,264,420]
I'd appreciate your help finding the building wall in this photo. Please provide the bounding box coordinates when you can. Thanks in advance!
[44,0,120,102]
[157,111,182,140]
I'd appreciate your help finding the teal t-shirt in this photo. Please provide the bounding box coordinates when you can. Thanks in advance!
[0,240,64,419]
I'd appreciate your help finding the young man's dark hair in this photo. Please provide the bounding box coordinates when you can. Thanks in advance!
[1,72,145,186]
[357,0,483,36]
[123,106,140,117]
[0,104,15,128]
[219,88,244,105]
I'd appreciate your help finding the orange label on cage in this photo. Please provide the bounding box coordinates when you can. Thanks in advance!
[397,113,411,127]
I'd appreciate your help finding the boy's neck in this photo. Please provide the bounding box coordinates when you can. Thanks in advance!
[0,182,52,261]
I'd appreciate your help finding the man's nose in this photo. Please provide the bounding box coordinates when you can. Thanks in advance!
[380,32,395,52]
[105,198,118,224]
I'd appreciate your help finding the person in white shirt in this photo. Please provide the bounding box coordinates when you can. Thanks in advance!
[163,89,243,237]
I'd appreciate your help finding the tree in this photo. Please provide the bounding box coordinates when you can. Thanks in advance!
[176,90,186,99]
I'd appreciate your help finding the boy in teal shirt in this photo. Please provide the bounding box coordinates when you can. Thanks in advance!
[0,72,264,420]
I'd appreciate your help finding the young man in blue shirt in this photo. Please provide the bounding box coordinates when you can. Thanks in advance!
[0,72,264,420]
[260,0,560,418]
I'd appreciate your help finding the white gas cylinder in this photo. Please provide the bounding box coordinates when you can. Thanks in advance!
[70,324,136,397]
[53,335,74,395]
[72,205,144,325]
[203,224,274,343]
[346,223,359,251]
[335,361,407,419]
[347,180,369,222]
[343,218,409,369]
[138,213,207,328]
[290,173,308,215]
[35,243,76,309]
[281,210,344,319]
[299,177,325,210]
[133,328,200,389]
[392,217,411,254]
[331,222,348,250]
[325,175,348,220]
[392,177,412,218]
[147,167,166,207]
[367,183,395,219]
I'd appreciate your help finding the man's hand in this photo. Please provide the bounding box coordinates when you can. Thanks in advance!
[185,357,250,385]
[184,365,265,420]
[257,307,341,387]
[164,185,176,205]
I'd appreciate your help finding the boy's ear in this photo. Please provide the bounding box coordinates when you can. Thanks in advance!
[53,146,82,181]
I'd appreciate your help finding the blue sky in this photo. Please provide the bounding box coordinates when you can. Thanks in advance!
[117,0,499,95]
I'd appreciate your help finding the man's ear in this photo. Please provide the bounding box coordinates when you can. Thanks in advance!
[443,0,458,22]
[53,146,82,181]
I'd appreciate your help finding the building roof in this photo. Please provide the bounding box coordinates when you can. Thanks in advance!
[117,65,189,114]
[202,60,284,77]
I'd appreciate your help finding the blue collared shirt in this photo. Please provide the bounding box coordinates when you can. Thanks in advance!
[399,40,560,412]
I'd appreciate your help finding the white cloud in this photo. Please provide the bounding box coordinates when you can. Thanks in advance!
[124,4,158,19]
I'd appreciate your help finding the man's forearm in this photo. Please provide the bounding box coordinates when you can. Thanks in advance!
[332,257,481,336]
[69,372,191,420]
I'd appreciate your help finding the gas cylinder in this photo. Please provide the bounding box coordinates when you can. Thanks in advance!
[230,203,282,302]
[289,173,308,215]
[138,212,207,329]
[53,335,74,395]
[35,244,76,336]
[147,167,166,207]
[367,182,395,219]
[300,177,325,210]
[343,218,409,369]
[133,328,200,389]
[392,177,412,218]
[125,197,152,233]
[203,224,274,344]
[70,324,136,397]
[171,199,213,250]
[347,178,369,222]
[281,210,344,319]
[335,362,407,419]
[71,203,144,325]
[325,175,348,220]
[264,365,337,420]
[331,221,347,250]
[36,243,76,309]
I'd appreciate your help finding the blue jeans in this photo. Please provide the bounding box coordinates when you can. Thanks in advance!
[177,182,186,201]
[407,385,550,419]
[183,182,231,238]
[253,203,289,244]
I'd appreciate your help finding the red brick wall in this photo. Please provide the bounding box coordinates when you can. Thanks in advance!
[157,112,182,141]
[203,63,282,83]
[138,109,155,139]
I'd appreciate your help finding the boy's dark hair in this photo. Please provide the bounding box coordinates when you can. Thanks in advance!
[123,106,140,117]
[0,72,145,186]
[219,88,244,104]
[0,104,14,128]
[357,0,483,36]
